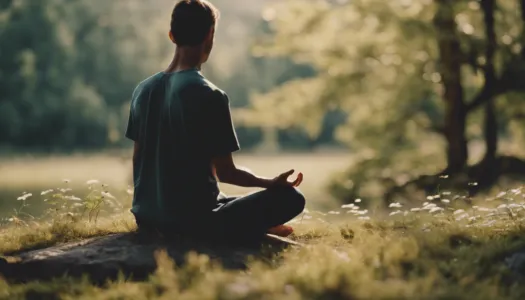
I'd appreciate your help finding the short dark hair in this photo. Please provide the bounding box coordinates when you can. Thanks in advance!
[170,0,219,46]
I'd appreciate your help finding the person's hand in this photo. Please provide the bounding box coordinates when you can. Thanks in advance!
[271,169,303,187]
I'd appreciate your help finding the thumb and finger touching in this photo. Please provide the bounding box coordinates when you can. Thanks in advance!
[277,169,304,187]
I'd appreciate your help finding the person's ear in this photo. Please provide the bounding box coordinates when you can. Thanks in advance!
[169,31,176,44]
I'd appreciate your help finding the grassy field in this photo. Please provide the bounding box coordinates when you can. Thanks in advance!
[2,151,525,299]
[2,198,525,299]
[0,151,352,220]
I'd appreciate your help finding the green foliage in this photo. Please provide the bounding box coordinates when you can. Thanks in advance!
[0,0,336,151]
[253,0,525,202]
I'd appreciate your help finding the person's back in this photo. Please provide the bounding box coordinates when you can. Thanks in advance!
[126,0,306,238]
[127,69,239,226]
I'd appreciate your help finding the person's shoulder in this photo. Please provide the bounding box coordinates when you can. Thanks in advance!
[132,72,164,98]
[182,75,226,100]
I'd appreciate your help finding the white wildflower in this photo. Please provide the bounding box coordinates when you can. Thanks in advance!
[441,199,450,203]
[40,189,53,196]
[59,188,72,193]
[17,193,32,201]
[429,207,444,213]
[476,207,492,212]
[422,203,437,210]
[355,199,362,203]
[454,209,465,215]
[468,215,481,221]
[442,191,451,195]
[65,196,82,201]
[389,202,402,208]
[455,213,469,221]
[389,210,402,216]
[86,179,100,185]
[411,208,421,212]
[341,204,355,209]
[101,191,116,199]
[423,202,429,206]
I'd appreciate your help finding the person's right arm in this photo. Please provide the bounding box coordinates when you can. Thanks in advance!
[194,88,303,188]
[211,154,303,188]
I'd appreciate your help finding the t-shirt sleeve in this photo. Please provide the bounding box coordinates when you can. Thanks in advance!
[125,108,139,141]
[125,86,140,141]
[205,92,240,157]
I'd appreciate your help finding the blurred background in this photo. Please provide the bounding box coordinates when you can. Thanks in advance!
[1,0,525,221]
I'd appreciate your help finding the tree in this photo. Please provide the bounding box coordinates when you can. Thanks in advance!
[253,0,525,204]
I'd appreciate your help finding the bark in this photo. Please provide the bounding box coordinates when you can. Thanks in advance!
[433,0,468,174]
[521,0,525,59]
[480,0,498,166]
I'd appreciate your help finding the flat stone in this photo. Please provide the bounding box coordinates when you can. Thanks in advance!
[0,232,302,283]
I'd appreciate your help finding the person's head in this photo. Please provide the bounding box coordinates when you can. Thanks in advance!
[170,0,219,63]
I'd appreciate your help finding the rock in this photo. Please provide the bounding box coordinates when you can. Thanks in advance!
[0,231,302,283]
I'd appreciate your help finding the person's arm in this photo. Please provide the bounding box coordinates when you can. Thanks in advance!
[203,90,303,188]
[212,154,303,188]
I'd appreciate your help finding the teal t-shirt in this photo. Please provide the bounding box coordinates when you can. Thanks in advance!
[125,69,240,224]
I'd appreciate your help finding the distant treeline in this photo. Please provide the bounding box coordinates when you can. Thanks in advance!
[0,0,343,152]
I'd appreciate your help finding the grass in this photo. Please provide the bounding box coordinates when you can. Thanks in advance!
[2,153,525,299]
[0,152,350,219]
[2,189,525,299]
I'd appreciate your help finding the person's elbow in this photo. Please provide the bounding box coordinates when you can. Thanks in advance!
[215,166,237,183]
[212,154,238,184]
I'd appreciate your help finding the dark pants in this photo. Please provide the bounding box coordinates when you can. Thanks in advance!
[135,186,305,239]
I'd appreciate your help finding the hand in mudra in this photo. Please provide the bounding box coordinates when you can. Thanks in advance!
[271,169,303,187]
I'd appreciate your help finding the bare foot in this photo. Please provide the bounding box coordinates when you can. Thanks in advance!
[268,225,294,237]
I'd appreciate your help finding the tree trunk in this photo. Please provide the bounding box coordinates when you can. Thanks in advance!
[434,0,468,174]
[520,0,525,59]
[480,0,498,165]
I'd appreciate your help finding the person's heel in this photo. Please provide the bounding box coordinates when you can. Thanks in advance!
[268,225,294,237]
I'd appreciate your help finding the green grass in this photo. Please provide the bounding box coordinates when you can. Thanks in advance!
[2,154,525,299]
[2,198,525,299]
[0,152,350,219]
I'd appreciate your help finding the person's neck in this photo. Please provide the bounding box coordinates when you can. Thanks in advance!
[165,46,204,73]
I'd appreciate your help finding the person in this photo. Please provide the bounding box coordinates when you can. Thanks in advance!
[125,0,306,240]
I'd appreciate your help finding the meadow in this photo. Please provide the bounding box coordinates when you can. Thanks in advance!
[0,151,351,221]
[2,151,525,299]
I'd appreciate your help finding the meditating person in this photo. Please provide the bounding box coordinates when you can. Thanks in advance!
[125,0,306,239]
